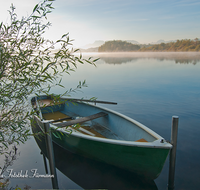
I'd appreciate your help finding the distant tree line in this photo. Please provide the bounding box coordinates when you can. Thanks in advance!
[139,38,200,52]
[98,39,200,52]
[98,40,140,52]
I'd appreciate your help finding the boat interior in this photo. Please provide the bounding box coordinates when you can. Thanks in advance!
[43,111,107,138]
[33,97,149,142]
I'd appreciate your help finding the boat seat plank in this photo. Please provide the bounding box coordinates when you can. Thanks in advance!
[54,112,108,128]
[43,111,107,138]
[53,116,73,123]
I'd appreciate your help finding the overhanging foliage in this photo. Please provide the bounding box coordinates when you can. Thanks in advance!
[0,0,98,151]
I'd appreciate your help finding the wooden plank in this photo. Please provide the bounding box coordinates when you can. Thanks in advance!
[53,116,73,123]
[54,112,108,128]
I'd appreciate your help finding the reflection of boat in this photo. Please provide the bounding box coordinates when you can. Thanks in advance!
[31,95,172,180]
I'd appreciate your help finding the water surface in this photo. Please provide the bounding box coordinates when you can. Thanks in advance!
[1,52,200,189]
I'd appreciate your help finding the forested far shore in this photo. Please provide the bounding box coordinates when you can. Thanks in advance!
[98,39,200,52]
[98,40,140,52]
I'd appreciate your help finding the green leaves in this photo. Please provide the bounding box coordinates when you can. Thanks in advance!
[61,33,69,39]
[0,0,99,150]
[33,4,39,13]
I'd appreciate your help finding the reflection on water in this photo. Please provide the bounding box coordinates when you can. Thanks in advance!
[99,56,135,64]
[174,59,198,65]
[0,146,18,175]
[87,52,200,64]
[0,146,19,189]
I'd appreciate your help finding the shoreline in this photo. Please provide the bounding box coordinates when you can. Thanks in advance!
[78,51,200,60]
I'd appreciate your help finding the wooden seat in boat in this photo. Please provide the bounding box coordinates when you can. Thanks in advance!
[43,111,107,138]
[54,112,108,128]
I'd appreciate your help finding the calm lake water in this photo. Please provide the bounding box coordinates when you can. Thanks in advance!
[1,52,200,189]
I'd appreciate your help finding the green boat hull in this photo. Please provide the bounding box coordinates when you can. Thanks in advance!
[51,130,169,180]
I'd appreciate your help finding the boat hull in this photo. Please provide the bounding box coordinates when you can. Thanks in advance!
[52,129,169,179]
[32,95,172,180]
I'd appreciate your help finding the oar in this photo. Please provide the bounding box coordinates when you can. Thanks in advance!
[61,98,117,105]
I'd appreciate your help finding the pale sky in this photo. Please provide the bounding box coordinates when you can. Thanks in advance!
[1,0,200,48]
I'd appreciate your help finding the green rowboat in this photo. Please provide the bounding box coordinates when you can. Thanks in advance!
[31,95,172,180]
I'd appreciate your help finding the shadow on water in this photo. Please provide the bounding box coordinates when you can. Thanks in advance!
[32,124,158,190]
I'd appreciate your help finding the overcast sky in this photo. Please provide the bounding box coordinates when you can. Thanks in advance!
[1,0,200,47]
